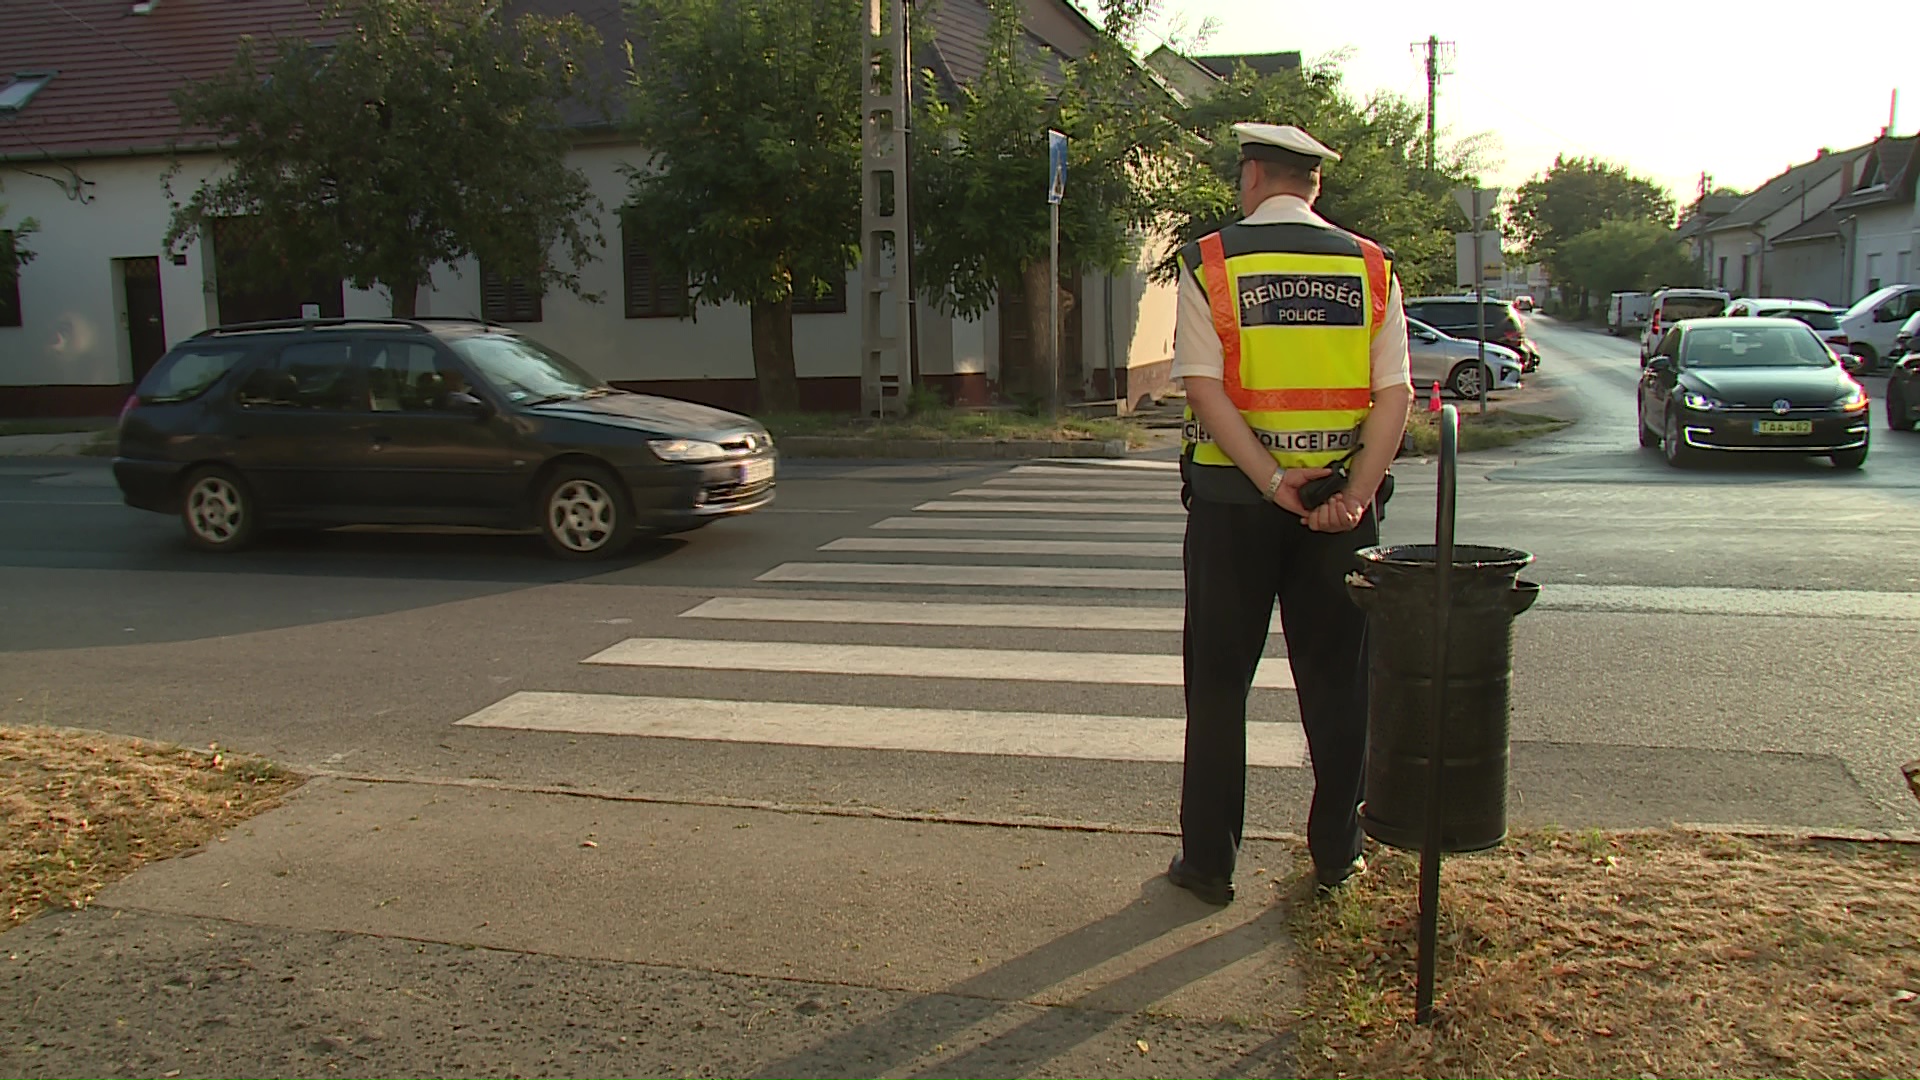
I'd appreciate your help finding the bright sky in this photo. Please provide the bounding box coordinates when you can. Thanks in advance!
[1135,0,1916,204]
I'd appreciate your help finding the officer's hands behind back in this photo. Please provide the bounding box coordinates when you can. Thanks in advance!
[1266,467,1330,517]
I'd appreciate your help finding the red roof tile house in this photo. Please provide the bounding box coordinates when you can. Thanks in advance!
[0,0,1179,417]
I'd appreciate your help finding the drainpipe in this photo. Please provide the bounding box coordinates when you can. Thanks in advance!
[1751,227,1767,294]
[1103,274,1116,410]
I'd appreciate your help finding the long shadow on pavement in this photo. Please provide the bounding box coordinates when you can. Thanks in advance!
[755,882,1295,1079]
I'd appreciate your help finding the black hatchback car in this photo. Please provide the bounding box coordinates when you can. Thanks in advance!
[1636,317,1871,469]
[1403,296,1540,371]
[114,317,776,558]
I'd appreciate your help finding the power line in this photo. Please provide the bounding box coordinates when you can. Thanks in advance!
[37,0,200,82]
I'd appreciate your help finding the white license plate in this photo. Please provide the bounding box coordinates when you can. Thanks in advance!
[1754,420,1812,435]
[739,457,775,485]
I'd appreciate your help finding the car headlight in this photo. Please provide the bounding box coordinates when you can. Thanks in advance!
[1835,385,1869,412]
[649,438,728,462]
[1679,390,1723,411]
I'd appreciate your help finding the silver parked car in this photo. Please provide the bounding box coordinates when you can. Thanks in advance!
[1407,318,1525,398]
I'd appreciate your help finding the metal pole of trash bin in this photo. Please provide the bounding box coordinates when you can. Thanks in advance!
[1416,404,1458,1025]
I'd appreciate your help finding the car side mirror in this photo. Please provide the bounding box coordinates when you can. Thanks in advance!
[442,391,492,419]
[1646,356,1675,376]
[1414,330,1439,343]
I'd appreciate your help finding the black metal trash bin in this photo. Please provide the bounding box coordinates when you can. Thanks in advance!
[1347,544,1539,854]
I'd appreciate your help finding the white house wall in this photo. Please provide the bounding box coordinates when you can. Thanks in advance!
[2,139,1171,412]
[1850,202,1916,298]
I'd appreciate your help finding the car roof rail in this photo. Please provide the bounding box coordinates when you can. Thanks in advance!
[190,316,448,338]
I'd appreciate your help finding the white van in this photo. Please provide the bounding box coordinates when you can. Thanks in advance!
[1639,288,1729,360]
[1609,292,1651,336]
[1838,284,1920,371]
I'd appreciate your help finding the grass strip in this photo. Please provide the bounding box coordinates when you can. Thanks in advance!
[3,725,303,929]
[1405,408,1571,453]
[1290,827,1920,1078]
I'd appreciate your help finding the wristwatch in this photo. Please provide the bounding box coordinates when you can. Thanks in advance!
[1263,468,1285,503]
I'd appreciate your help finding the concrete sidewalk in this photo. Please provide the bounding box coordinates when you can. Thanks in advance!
[0,429,111,457]
[0,777,1308,1078]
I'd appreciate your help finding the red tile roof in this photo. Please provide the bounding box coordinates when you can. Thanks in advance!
[0,0,333,161]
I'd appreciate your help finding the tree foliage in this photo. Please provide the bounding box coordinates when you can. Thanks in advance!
[1165,57,1491,296]
[1507,155,1675,283]
[0,194,36,286]
[911,0,1213,401]
[165,0,602,316]
[1554,219,1701,304]
[623,0,864,413]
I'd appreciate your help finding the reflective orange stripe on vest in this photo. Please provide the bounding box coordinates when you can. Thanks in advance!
[1198,232,1375,413]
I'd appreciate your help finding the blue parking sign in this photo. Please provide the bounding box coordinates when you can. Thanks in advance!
[1047,129,1067,204]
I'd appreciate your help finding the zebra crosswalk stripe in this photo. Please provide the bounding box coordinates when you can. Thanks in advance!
[456,691,1306,768]
[583,637,1293,688]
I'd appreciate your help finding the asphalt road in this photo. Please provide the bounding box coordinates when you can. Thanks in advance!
[2,318,1917,836]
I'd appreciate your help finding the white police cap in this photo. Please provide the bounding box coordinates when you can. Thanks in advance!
[1233,122,1341,165]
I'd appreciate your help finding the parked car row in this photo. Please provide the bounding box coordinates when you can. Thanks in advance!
[1403,295,1541,371]
[1632,284,1920,377]
[114,317,778,560]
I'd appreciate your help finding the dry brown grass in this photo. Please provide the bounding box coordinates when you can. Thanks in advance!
[2,725,302,929]
[1291,828,1920,1078]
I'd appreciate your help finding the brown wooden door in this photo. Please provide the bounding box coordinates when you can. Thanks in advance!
[120,257,167,385]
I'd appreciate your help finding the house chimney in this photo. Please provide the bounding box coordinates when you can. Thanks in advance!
[1816,147,1827,158]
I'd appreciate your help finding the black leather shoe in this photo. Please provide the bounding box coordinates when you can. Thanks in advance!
[1315,856,1367,892]
[1166,855,1234,906]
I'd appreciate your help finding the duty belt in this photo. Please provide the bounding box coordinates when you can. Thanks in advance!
[1183,420,1360,455]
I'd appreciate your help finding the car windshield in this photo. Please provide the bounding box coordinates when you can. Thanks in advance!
[1682,326,1833,368]
[1756,307,1839,331]
[448,334,611,403]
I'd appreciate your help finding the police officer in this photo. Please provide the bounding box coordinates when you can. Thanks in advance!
[1165,123,1414,906]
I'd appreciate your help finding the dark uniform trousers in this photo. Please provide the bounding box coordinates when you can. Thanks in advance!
[1181,492,1377,880]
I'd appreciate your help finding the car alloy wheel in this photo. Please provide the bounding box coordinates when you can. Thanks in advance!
[538,463,634,560]
[1447,360,1484,399]
[181,467,258,552]
[549,479,616,552]
[1663,410,1691,467]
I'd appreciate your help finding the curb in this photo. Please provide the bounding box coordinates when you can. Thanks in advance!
[776,436,1128,460]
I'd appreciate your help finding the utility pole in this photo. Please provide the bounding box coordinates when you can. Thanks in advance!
[1411,35,1453,173]
[860,0,914,416]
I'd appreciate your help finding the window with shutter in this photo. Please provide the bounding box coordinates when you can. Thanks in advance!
[480,264,543,323]
[622,218,688,318]
[791,274,847,315]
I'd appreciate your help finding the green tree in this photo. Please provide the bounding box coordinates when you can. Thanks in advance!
[912,0,1213,406]
[164,0,602,317]
[1165,57,1490,295]
[623,0,864,414]
[1507,155,1675,294]
[0,187,36,286]
[1555,219,1700,306]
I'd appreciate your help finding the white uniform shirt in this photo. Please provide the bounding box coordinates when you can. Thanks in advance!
[1170,194,1412,391]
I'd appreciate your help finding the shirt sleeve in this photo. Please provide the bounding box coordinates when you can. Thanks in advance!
[1169,262,1224,384]
[1371,276,1413,391]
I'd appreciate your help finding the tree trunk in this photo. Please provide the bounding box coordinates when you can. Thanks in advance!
[749,298,800,414]
[389,280,419,318]
[1020,258,1057,415]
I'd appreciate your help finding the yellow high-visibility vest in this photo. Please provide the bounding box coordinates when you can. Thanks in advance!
[1179,222,1392,470]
